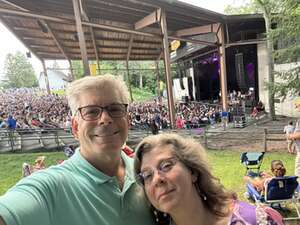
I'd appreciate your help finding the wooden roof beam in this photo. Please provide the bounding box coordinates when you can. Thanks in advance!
[0,6,217,47]
[29,44,57,48]
[0,7,72,24]
[0,3,70,61]
[44,21,70,60]
[72,0,90,75]
[80,0,100,66]
[156,51,163,61]
[126,34,134,62]
[0,0,27,10]
[174,23,220,37]
[0,17,42,61]
[134,8,161,30]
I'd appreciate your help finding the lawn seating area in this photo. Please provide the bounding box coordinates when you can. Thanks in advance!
[0,150,298,222]
[0,150,295,197]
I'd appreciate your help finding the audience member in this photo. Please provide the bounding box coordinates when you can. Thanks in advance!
[284,121,295,154]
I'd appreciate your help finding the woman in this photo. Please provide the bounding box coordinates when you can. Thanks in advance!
[134,133,283,225]
[244,160,286,193]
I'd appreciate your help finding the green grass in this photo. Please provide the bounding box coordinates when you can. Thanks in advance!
[51,89,65,96]
[132,87,156,102]
[0,150,295,198]
[209,150,295,200]
[0,152,66,195]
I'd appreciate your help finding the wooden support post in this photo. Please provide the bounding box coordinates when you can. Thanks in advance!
[217,24,228,112]
[126,35,134,102]
[263,128,268,152]
[155,61,160,97]
[72,0,90,76]
[41,60,51,94]
[68,59,75,81]
[204,128,208,149]
[160,9,176,129]
[125,60,133,102]
[97,61,101,75]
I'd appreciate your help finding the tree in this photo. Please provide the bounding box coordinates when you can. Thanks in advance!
[255,0,280,120]
[226,0,300,119]
[2,52,38,88]
[224,1,260,14]
[271,0,300,100]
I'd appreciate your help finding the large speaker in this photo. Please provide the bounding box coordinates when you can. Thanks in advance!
[235,53,247,92]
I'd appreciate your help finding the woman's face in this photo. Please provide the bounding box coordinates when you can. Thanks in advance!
[140,144,197,214]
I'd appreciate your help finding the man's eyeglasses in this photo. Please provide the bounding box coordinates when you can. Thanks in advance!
[137,157,178,186]
[77,103,128,121]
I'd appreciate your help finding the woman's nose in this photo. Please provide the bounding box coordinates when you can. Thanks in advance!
[152,170,166,187]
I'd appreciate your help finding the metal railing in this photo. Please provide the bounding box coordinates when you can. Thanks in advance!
[0,128,78,152]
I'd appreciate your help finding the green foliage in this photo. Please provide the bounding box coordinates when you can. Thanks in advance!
[224,0,261,14]
[0,151,295,200]
[70,60,167,95]
[51,89,65,96]
[225,0,300,104]
[71,60,84,79]
[272,67,300,100]
[2,52,38,88]
[132,87,155,102]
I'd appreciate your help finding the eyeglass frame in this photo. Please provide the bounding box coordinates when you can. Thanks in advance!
[77,103,128,121]
[137,157,179,187]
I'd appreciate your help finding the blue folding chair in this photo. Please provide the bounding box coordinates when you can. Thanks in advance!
[240,152,265,175]
[246,176,300,221]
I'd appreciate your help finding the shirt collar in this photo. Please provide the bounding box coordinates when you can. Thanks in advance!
[69,148,135,185]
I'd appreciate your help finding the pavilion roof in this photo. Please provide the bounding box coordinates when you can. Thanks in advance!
[0,0,225,61]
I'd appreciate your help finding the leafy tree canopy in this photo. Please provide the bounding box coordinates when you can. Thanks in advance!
[225,0,300,100]
[2,51,38,88]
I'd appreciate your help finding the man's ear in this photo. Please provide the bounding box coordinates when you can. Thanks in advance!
[71,118,79,139]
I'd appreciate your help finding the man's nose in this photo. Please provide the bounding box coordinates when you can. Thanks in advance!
[98,109,113,125]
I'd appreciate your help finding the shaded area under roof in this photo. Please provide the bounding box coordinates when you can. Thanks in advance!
[0,0,226,61]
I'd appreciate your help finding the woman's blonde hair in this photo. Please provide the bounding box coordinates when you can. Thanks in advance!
[66,74,129,115]
[134,133,234,217]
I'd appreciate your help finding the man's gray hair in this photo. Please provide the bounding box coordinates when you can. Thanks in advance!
[66,74,130,115]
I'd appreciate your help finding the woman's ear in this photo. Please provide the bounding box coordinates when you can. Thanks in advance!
[191,170,198,183]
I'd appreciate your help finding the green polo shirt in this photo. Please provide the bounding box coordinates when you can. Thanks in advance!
[0,150,154,225]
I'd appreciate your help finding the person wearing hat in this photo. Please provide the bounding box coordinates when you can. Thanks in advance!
[287,99,300,176]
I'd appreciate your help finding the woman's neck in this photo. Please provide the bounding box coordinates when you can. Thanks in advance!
[170,196,230,225]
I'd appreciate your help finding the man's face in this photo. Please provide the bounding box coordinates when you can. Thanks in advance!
[72,89,129,159]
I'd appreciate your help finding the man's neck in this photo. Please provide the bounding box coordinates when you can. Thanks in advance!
[81,149,126,189]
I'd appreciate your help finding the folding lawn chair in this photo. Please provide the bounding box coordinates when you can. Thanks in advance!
[240,151,265,175]
[246,176,300,221]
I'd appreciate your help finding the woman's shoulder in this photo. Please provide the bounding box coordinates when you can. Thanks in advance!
[230,200,284,225]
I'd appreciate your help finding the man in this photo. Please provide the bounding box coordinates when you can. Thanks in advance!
[287,99,300,176]
[0,75,153,225]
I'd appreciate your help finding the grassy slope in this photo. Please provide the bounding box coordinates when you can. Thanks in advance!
[51,87,155,102]
[0,150,295,198]
[0,152,66,194]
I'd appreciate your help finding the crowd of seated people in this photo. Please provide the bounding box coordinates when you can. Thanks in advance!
[0,87,264,132]
[128,100,225,130]
[0,88,71,130]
